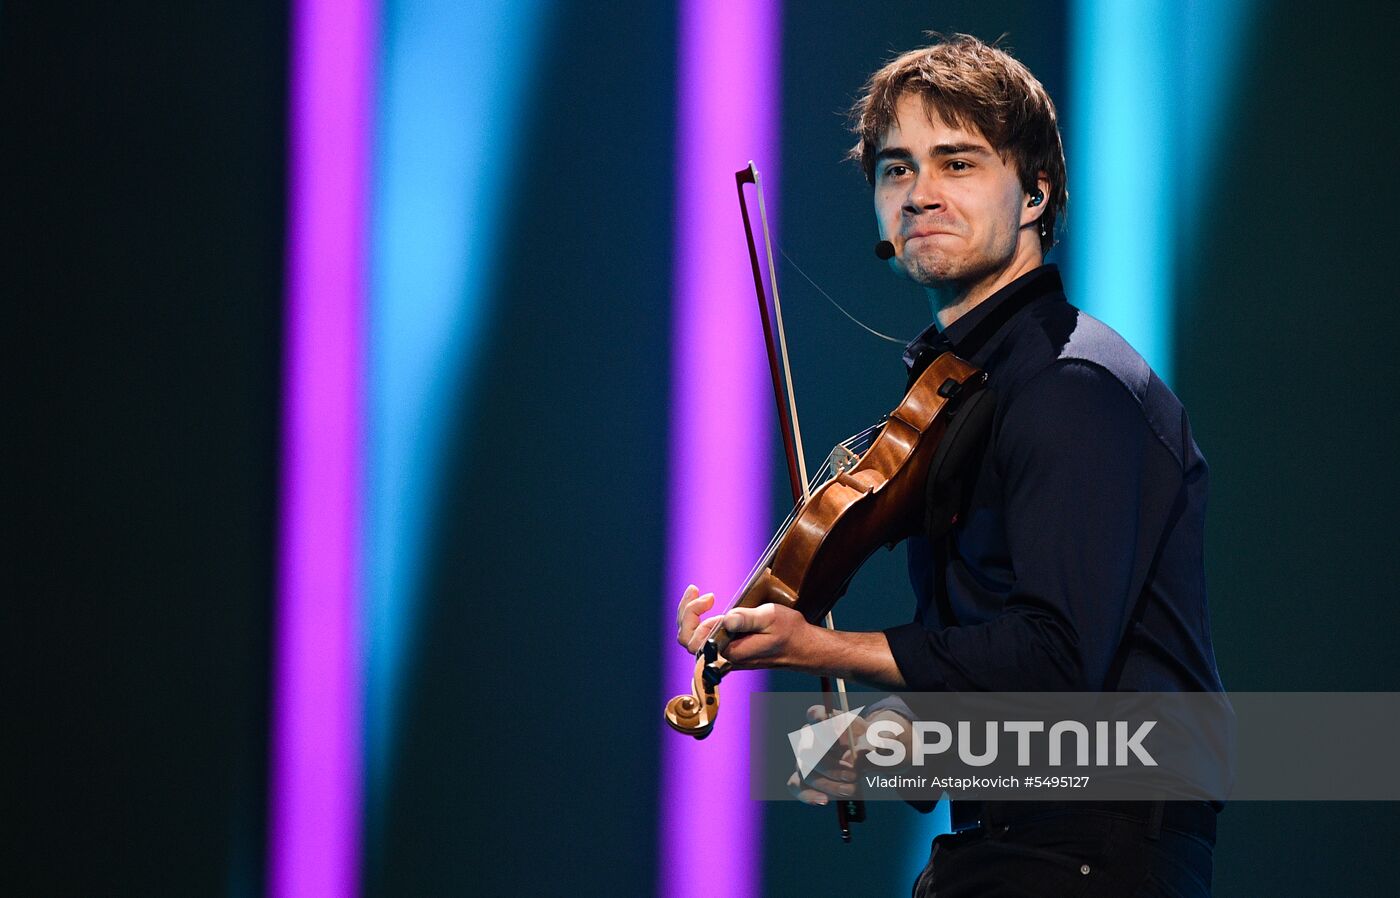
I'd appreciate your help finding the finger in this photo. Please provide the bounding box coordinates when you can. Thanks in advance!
[676,588,711,631]
[682,591,714,622]
[806,704,829,723]
[674,584,699,627]
[814,754,858,782]
[676,592,716,647]
[723,603,774,635]
[685,613,726,654]
[837,744,873,771]
[802,772,859,798]
[813,747,858,781]
[674,582,705,622]
[787,771,832,807]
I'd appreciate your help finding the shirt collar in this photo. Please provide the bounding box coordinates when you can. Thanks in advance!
[902,263,1063,370]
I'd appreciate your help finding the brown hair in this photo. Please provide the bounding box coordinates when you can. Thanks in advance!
[848,33,1067,250]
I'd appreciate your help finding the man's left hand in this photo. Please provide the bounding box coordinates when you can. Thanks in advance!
[721,603,824,671]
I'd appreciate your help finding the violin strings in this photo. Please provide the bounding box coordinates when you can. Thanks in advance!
[716,502,802,623]
[706,422,888,641]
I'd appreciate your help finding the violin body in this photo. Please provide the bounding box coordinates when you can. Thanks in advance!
[664,350,986,738]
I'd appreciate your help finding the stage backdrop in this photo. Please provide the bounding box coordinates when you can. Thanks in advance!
[7,1,1400,895]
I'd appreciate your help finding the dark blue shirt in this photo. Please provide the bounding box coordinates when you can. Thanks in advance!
[884,264,1224,694]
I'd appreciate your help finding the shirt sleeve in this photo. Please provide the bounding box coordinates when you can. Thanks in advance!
[883,359,1155,691]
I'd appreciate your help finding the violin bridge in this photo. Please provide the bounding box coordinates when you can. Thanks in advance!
[825,443,860,477]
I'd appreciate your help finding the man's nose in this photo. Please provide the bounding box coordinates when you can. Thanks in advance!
[904,172,943,214]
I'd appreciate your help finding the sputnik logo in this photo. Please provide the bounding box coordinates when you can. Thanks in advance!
[788,706,865,778]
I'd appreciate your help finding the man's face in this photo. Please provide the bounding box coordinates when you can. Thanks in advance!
[874,93,1032,287]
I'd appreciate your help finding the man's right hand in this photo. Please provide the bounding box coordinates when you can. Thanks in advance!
[786,704,865,806]
[787,704,916,805]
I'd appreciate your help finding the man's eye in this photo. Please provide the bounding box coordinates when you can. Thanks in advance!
[949,160,972,172]
[883,164,910,179]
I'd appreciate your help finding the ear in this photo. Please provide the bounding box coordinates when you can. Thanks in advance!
[1020,170,1052,228]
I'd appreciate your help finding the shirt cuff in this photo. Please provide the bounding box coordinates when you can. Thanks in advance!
[859,692,937,814]
[862,694,917,721]
[882,622,948,692]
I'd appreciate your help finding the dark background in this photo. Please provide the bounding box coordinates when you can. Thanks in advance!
[7,0,1400,895]
[6,3,285,895]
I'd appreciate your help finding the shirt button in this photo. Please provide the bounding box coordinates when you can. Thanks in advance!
[1080,865,1091,875]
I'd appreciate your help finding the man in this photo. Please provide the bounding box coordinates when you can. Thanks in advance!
[676,34,1223,896]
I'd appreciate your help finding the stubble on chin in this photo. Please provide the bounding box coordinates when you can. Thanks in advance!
[903,247,975,287]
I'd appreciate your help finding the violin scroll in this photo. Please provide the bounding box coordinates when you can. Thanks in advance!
[665,569,797,738]
[663,654,721,738]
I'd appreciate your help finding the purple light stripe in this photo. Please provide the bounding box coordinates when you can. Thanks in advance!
[661,2,780,896]
[271,0,376,896]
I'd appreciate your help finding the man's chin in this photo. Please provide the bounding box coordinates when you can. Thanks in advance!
[903,254,963,287]
[903,249,1004,289]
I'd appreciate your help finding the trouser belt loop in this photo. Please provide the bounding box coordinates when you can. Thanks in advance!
[1146,800,1165,841]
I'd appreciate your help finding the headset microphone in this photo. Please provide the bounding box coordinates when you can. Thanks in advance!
[874,240,896,260]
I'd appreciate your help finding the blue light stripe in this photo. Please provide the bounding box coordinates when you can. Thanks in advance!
[1177,0,1256,237]
[1068,0,1256,385]
[1068,0,1177,382]
[364,0,546,823]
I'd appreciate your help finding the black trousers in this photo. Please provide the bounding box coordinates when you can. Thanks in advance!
[912,808,1214,897]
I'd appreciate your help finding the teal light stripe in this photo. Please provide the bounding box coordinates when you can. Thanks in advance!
[1068,0,1176,382]
[365,0,547,823]
[1068,0,1255,385]
[1177,0,1256,240]
[904,799,952,888]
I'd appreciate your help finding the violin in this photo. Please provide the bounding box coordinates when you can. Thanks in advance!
[663,163,989,840]
[663,347,984,736]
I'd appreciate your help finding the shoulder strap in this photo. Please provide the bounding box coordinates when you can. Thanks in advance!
[923,385,997,541]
